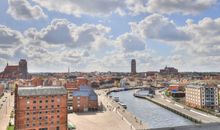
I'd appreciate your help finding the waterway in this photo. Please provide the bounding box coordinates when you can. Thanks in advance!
[110,90,194,129]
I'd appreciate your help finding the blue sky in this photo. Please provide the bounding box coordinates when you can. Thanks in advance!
[0,0,220,72]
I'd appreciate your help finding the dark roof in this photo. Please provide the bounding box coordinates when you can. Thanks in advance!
[18,86,67,96]
[72,85,97,100]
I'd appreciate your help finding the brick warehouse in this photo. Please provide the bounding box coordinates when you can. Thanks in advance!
[14,85,67,130]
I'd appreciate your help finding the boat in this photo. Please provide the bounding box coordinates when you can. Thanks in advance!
[119,102,127,109]
[113,97,119,102]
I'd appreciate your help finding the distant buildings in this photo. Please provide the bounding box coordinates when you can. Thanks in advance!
[15,86,67,130]
[72,85,98,112]
[131,59,136,75]
[160,66,178,75]
[0,59,28,79]
[185,84,218,110]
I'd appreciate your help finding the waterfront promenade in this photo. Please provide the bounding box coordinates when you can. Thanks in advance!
[96,87,148,130]
[134,90,220,124]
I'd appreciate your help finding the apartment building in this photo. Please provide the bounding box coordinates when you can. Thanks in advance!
[185,84,218,110]
[15,86,67,130]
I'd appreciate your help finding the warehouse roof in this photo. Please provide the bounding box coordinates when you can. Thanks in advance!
[18,86,67,96]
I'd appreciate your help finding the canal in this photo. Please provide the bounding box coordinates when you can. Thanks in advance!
[110,90,194,129]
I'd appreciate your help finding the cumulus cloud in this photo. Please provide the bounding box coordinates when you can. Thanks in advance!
[179,17,220,56]
[116,33,146,52]
[7,0,47,20]
[130,14,191,41]
[146,0,217,15]
[27,0,217,17]
[32,0,126,17]
[0,25,23,46]
[24,19,111,49]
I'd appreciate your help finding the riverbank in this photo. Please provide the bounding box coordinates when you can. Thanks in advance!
[134,90,220,124]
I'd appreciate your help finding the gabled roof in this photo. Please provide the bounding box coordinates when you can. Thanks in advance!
[72,85,97,100]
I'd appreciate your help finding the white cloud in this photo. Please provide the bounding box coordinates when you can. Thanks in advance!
[130,14,190,41]
[0,25,23,46]
[32,0,126,17]
[116,33,146,52]
[146,0,217,15]
[7,0,47,20]
[24,19,111,50]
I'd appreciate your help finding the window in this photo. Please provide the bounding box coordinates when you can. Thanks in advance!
[26,107,30,109]
[39,128,48,130]
[26,124,29,127]
[56,126,60,130]
[57,110,60,113]
[33,106,36,109]
[57,105,60,108]
[39,100,42,103]
[33,101,36,103]
[51,100,54,102]
[46,100,48,103]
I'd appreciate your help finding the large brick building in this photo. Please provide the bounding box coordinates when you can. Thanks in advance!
[15,86,67,130]
[0,59,28,79]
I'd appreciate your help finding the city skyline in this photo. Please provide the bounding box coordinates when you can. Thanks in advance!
[1,0,220,72]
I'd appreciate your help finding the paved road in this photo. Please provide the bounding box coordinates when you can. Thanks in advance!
[148,91,220,124]
[96,88,148,130]
[0,92,14,130]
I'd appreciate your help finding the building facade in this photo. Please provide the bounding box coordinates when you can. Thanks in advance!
[131,59,136,75]
[15,86,67,130]
[185,84,218,110]
[0,59,28,79]
[0,84,4,96]
[72,85,98,112]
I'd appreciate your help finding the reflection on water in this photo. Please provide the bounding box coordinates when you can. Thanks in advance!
[111,90,194,129]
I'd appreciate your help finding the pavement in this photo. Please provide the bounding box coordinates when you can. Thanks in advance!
[0,92,14,130]
[68,111,132,130]
[96,88,148,130]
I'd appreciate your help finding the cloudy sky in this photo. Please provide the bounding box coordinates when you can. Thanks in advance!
[0,0,220,72]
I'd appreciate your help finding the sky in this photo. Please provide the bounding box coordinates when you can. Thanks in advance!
[1,0,220,72]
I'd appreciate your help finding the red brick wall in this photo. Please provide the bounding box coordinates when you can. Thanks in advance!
[15,94,67,130]
[72,96,89,112]
[0,84,3,96]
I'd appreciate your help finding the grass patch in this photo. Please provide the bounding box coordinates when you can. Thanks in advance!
[7,125,14,130]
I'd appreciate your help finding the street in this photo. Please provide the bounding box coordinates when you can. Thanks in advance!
[0,91,14,130]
